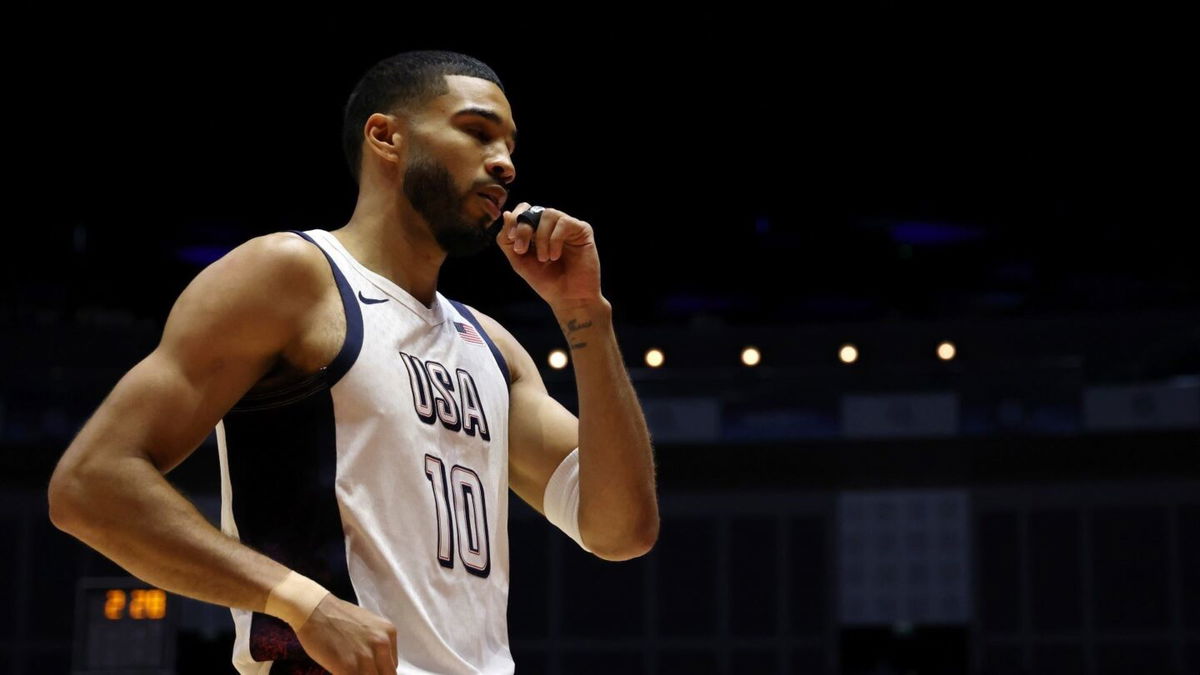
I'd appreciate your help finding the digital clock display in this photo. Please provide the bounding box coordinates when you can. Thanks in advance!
[73,576,176,674]
[103,588,167,621]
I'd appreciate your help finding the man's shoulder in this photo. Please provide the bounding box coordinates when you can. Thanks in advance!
[239,230,328,272]
[177,231,333,328]
[217,231,331,294]
[154,232,334,375]
[452,303,528,383]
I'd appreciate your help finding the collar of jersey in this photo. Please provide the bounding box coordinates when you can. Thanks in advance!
[310,229,447,326]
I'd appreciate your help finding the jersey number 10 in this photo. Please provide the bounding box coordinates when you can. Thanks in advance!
[424,454,491,578]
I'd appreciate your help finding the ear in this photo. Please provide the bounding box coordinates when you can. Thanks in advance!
[362,112,407,166]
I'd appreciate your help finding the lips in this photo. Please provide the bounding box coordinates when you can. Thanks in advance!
[477,193,501,219]
[477,186,507,209]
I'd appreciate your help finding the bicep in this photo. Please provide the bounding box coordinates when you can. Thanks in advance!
[468,307,582,514]
[52,233,322,481]
[507,375,580,514]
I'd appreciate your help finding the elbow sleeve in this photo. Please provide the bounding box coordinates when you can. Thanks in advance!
[541,447,592,553]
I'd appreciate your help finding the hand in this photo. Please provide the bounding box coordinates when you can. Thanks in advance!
[497,202,604,310]
[294,594,398,675]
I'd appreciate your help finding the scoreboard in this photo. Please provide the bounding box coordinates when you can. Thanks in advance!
[72,576,176,675]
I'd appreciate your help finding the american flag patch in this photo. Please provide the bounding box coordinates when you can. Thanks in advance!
[454,321,484,345]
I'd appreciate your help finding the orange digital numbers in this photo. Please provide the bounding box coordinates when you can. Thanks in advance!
[145,589,167,619]
[104,590,126,620]
[105,588,166,620]
[129,590,146,619]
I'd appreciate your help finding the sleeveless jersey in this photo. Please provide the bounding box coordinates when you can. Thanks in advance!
[215,228,514,674]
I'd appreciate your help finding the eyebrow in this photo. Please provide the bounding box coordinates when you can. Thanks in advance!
[453,107,518,151]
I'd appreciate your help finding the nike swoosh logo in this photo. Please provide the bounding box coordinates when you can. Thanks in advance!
[358,290,390,305]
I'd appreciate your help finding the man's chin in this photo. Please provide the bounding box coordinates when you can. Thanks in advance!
[438,229,493,258]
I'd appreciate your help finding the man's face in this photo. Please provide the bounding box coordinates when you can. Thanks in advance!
[402,138,492,258]
[402,75,517,258]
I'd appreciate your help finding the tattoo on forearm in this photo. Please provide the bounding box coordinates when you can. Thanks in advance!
[565,318,593,334]
[564,318,593,351]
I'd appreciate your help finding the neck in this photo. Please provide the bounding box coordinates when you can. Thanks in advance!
[331,185,446,310]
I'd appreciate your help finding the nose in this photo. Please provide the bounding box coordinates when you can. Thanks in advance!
[487,151,515,185]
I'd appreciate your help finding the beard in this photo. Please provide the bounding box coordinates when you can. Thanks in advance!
[402,144,497,258]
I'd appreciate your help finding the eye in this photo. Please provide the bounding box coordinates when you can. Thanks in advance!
[467,127,513,155]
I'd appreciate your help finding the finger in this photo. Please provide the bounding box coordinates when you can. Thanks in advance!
[549,218,579,261]
[496,214,527,264]
[535,209,559,262]
[498,211,525,256]
[373,638,394,674]
[515,223,534,254]
[505,203,528,242]
[496,219,518,263]
[499,210,516,244]
[511,203,533,253]
[389,626,398,670]
[356,652,380,675]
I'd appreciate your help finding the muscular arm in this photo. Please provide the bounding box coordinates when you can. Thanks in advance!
[474,302,659,560]
[550,299,659,557]
[47,233,328,619]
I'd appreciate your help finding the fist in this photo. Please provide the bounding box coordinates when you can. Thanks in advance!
[497,202,603,308]
[295,594,398,675]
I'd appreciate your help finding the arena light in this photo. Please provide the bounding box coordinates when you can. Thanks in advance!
[937,341,957,361]
[548,349,569,370]
[839,343,859,364]
[741,346,761,366]
[644,348,664,368]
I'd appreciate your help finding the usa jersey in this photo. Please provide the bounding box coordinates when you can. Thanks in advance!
[215,228,514,674]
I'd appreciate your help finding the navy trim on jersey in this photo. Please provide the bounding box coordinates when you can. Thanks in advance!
[448,299,511,390]
[289,230,363,387]
[227,231,364,412]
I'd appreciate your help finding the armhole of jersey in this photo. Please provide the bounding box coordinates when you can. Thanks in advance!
[227,231,364,412]
[286,230,363,386]
[448,299,511,390]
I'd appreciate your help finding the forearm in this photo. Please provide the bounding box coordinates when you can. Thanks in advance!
[552,298,659,557]
[50,454,298,619]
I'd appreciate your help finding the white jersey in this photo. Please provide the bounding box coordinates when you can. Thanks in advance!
[215,228,514,674]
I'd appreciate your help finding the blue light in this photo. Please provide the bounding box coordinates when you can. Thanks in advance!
[888,222,985,246]
[176,245,232,266]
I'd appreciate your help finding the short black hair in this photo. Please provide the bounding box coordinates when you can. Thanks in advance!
[341,50,505,185]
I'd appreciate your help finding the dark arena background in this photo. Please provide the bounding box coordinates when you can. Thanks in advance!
[4,11,1196,675]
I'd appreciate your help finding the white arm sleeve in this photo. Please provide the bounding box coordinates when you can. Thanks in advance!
[542,447,592,552]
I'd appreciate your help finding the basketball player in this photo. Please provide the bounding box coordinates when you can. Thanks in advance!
[48,50,660,674]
